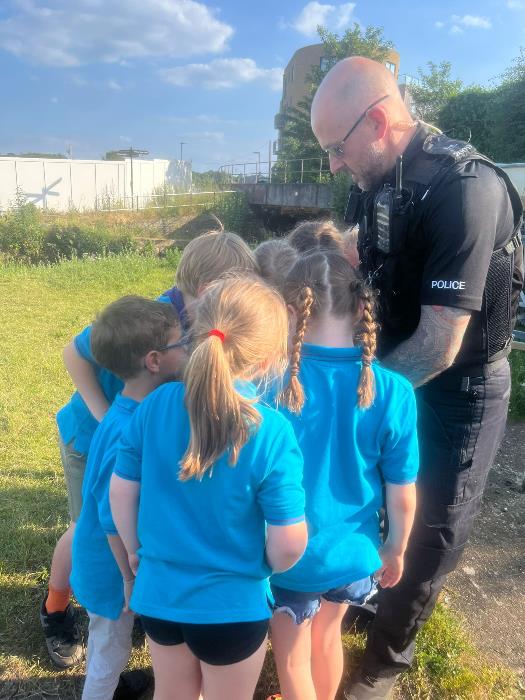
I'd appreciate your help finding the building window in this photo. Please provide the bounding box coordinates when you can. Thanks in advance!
[385,61,396,74]
[320,56,330,72]
[291,64,295,81]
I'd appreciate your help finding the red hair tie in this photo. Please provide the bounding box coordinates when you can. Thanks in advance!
[208,329,225,343]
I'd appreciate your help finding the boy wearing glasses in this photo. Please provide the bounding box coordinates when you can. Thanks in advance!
[40,229,258,669]
[70,296,187,700]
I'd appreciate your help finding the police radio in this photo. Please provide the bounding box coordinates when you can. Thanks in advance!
[373,156,413,254]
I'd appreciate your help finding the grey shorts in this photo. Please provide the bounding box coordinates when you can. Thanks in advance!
[58,436,87,522]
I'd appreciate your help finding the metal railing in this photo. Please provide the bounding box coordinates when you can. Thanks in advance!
[219,157,332,185]
[93,190,239,212]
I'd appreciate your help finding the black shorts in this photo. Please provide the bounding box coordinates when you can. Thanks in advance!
[140,615,269,666]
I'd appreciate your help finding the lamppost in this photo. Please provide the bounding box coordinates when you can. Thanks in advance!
[116,147,149,210]
[180,142,187,161]
[253,151,261,183]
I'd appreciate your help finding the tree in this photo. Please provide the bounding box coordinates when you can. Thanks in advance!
[275,23,395,179]
[439,88,496,158]
[491,48,525,161]
[409,61,463,125]
[102,150,125,161]
[0,152,66,159]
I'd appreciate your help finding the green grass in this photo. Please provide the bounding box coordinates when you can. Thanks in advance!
[0,254,522,699]
[509,349,525,420]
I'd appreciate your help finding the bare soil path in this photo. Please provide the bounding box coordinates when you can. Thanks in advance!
[446,421,525,681]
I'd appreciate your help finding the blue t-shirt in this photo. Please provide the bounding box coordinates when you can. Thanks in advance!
[270,344,419,593]
[114,381,305,624]
[56,327,124,455]
[56,289,185,455]
[70,393,139,619]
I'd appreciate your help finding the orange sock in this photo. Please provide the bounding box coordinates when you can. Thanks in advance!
[45,585,71,614]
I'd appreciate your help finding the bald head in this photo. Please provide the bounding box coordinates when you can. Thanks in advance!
[311,56,415,188]
[312,57,407,136]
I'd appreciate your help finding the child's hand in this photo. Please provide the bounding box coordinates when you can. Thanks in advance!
[375,541,404,588]
[128,552,139,576]
[123,576,135,612]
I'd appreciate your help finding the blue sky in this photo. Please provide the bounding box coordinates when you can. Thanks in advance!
[0,0,524,171]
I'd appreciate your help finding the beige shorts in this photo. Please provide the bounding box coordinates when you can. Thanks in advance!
[58,436,87,522]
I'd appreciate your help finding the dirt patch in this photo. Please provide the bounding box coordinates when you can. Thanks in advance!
[446,421,525,680]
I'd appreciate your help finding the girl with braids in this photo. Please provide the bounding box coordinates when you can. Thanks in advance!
[269,251,418,700]
[110,277,308,700]
[287,219,345,256]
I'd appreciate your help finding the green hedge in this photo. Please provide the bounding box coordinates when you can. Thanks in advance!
[0,203,136,264]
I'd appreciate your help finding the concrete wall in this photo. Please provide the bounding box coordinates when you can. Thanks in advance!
[233,182,333,211]
[0,157,191,212]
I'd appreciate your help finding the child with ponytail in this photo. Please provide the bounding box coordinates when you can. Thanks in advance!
[269,251,419,700]
[110,276,308,700]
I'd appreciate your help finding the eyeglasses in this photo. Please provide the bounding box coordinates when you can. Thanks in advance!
[157,336,192,352]
[324,94,390,159]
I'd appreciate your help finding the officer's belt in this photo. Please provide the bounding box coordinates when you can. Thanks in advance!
[422,356,509,392]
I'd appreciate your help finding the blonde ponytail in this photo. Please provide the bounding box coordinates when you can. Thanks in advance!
[179,277,288,480]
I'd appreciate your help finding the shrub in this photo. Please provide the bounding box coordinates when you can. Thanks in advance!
[0,200,44,263]
[42,224,136,262]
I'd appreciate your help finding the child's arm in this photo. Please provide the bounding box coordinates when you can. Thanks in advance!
[266,522,308,573]
[375,482,416,588]
[107,534,135,610]
[64,340,109,422]
[109,474,141,574]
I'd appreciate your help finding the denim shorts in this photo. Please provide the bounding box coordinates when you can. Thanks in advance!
[59,436,87,522]
[271,575,377,625]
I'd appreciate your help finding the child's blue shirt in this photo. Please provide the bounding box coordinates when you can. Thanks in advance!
[56,289,186,456]
[270,344,419,593]
[114,381,305,624]
[70,393,139,619]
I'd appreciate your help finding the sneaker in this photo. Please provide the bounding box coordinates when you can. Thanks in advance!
[344,671,398,700]
[39,596,84,669]
[113,670,153,700]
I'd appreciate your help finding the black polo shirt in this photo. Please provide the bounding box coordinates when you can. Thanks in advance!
[356,126,518,370]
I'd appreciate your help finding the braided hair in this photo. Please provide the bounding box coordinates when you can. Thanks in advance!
[281,252,377,412]
[280,286,314,413]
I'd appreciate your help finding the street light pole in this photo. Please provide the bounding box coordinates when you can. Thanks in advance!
[180,142,186,161]
[116,146,149,210]
[253,151,261,183]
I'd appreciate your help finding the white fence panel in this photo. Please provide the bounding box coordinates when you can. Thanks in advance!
[0,157,182,212]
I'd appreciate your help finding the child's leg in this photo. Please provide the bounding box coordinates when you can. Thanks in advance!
[200,635,267,700]
[48,523,75,595]
[147,636,201,700]
[47,438,86,606]
[270,613,316,700]
[82,610,134,700]
[310,600,348,700]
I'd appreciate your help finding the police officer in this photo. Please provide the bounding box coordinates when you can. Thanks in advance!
[311,57,523,700]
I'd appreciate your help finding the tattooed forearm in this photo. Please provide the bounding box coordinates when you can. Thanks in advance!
[381,305,471,387]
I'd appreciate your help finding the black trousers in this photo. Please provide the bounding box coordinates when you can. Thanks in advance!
[362,358,511,674]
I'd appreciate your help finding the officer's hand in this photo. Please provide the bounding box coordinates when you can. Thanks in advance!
[375,541,404,588]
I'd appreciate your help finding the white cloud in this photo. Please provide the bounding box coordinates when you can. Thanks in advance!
[436,13,492,33]
[0,0,233,67]
[291,2,356,37]
[167,114,240,126]
[161,58,283,91]
[451,14,492,28]
[507,0,525,8]
[107,80,123,91]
